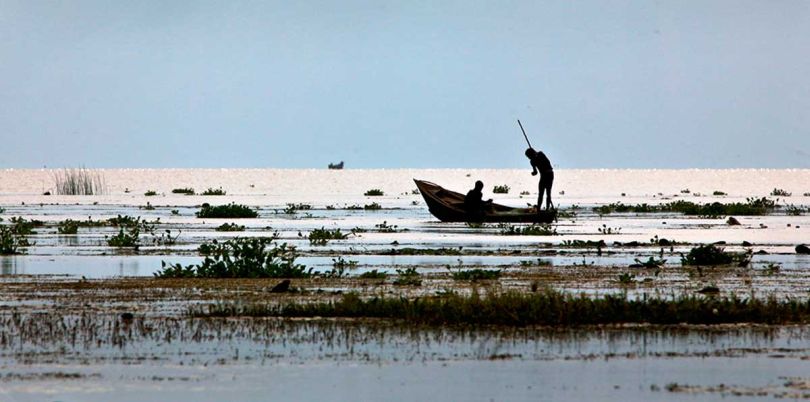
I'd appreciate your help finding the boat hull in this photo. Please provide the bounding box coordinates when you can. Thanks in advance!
[414,179,556,223]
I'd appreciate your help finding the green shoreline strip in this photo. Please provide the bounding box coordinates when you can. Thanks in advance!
[193,290,810,326]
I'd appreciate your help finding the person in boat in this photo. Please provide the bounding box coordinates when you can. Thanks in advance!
[464,180,492,221]
[525,147,554,210]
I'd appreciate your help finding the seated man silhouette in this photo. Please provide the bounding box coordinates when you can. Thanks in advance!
[464,180,492,221]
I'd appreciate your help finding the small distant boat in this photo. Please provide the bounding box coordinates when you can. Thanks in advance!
[414,179,556,223]
[328,161,344,170]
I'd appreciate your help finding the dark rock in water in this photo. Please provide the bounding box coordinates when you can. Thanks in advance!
[742,241,752,247]
[754,250,769,255]
[796,244,810,254]
[697,286,720,294]
[270,279,291,293]
[120,312,134,321]
[727,217,741,226]
[658,239,671,246]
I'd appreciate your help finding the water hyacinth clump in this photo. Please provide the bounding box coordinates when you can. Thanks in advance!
[157,237,310,278]
[172,188,195,195]
[364,189,384,196]
[307,227,348,246]
[196,203,258,219]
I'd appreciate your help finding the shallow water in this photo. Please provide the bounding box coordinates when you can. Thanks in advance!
[1,168,809,400]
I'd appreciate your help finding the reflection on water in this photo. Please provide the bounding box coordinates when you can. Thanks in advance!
[0,256,17,275]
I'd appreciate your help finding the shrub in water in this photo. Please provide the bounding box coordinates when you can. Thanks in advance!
[451,269,501,281]
[196,203,258,219]
[202,187,226,196]
[57,219,79,234]
[681,244,735,266]
[364,189,384,196]
[492,185,510,194]
[172,188,195,195]
[156,237,310,278]
[215,222,246,232]
[307,227,348,246]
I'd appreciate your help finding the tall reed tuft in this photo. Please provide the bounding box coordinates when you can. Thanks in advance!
[52,167,106,195]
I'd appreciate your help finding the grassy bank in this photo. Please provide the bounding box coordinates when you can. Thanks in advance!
[192,290,810,326]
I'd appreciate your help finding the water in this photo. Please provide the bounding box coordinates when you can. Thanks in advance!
[1,168,809,401]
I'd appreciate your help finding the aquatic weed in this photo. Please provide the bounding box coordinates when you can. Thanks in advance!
[196,203,258,219]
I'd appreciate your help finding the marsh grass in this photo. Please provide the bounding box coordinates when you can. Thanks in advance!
[157,237,309,278]
[194,290,810,326]
[358,269,387,279]
[451,268,501,281]
[52,167,106,195]
[393,267,422,286]
[196,203,258,218]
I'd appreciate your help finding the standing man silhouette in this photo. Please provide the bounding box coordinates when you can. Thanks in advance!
[525,148,554,210]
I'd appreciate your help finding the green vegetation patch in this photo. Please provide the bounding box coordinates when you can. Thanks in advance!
[307,227,348,246]
[172,188,195,195]
[594,197,777,216]
[202,187,226,196]
[364,189,384,196]
[196,203,258,219]
[157,237,309,278]
[681,244,744,266]
[492,185,510,194]
[499,223,557,236]
[194,290,810,326]
[451,269,501,281]
[215,223,246,232]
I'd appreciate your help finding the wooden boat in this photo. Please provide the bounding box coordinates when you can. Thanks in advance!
[413,179,556,223]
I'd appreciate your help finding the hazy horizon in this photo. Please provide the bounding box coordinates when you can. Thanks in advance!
[2,1,808,169]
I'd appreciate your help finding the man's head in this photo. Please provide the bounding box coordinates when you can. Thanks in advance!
[474,180,484,190]
[525,148,536,158]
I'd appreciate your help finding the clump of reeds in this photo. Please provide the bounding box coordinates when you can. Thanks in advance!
[157,236,310,278]
[196,203,258,218]
[193,290,810,326]
[52,167,106,195]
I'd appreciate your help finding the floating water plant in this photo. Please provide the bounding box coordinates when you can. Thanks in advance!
[52,167,106,195]
[144,190,157,196]
[283,203,312,214]
[172,188,195,195]
[498,223,557,236]
[713,191,727,196]
[215,222,246,232]
[771,188,791,197]
[196,203,258,218]
[597,224,621,234]
[202,187,226,196]
[322,257,358,278]
[307,227,348,246]
[594,198,777,216]
[157,237,309,278]
[375,221,404,233]
[492,185,510,194]
[364,189,384,196]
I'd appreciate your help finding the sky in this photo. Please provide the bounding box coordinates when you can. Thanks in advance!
[1,0,808,169]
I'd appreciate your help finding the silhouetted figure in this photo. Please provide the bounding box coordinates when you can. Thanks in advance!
[525,148,554,210]
[464,180,492,221]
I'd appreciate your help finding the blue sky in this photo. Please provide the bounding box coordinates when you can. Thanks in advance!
[1,0,808,168]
